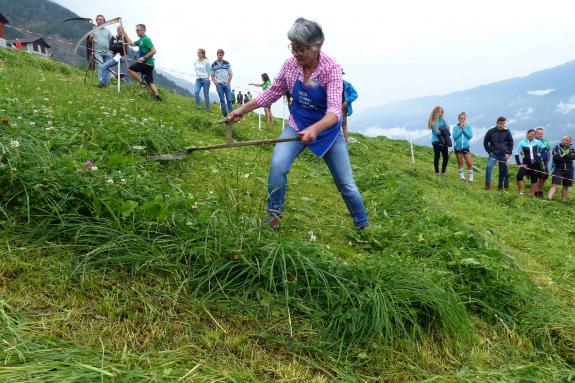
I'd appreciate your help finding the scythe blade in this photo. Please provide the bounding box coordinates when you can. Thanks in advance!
[74,17,122,54]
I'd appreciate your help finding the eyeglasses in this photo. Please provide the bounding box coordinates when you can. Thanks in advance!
[288,44,310,54]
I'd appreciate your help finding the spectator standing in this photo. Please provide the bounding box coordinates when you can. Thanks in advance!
[243,93,249,104]
[548,136,574,202]
[237,90,243,105]
[452,112,474,183]
[483,117,513,190]
[535,127,551,197]
[428,106,450,176]
[250,73,273,123]
[342,77,358,143]
[194,48,211,112]
[513,129,546,197]
[211,49,234,116]
[90,15,113,86]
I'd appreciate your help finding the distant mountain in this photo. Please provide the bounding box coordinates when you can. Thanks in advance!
[0,0,192,97]
[156,69,220,102]
[352,60,575,154]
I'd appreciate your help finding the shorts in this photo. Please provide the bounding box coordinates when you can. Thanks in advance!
[129,62,154,85]
[454,148,471,154]
[539,163,549,180]
[517,165,540,183]
[552,169,573,186]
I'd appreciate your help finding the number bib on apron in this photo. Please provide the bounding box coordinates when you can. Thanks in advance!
[289,78,341,158]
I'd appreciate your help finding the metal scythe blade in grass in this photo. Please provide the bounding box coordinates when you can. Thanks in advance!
[74,17,122,54]
[145,120,302,161]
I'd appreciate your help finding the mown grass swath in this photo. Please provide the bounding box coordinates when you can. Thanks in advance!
[2,46,575,381]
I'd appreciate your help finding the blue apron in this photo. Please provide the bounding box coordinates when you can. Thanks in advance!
[289,78,341,158]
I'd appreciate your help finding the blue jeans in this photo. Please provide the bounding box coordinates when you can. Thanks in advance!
[216,83,234,116]
[195,78,211,111]
[486,154,509,188]
[267,125,368,228]
[94,51,114,84]
[99,56,131,85]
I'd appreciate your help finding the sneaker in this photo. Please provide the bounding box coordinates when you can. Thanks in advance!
[262,213,283,229]
[97,83,107,88]
[155,95,163,102]
[356,222,370,231]
[485,184,491,190]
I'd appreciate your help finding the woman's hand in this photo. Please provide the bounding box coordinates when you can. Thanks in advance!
[298,127,318,144]
[227,109,244,123]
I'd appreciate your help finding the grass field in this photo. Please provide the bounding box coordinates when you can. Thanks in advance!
[1,47,574,382]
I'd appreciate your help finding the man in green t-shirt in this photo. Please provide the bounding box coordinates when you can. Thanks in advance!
[535,127,551,197]
[124,24,161,101]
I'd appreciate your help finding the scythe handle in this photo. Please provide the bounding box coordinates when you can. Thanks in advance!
[185,136,301,153]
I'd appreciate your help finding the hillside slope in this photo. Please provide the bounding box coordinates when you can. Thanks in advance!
[1,48,575,382]
[0,0,193,97]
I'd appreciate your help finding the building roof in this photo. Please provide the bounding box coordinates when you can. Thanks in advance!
[6,37,51,48]
[0,12,9,24]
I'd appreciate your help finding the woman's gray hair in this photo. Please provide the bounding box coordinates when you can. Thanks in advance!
[287,17,324,49]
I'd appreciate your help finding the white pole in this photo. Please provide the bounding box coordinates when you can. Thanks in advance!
[410,130,415,164]
[258,110,261,131]
[117,58,121,93]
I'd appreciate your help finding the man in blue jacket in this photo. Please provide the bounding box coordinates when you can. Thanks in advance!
[483,117,513,190]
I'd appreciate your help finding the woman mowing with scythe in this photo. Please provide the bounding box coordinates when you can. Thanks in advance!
[228,17,369,230]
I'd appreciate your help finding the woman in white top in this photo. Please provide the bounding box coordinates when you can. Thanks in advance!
[194,48,211,112]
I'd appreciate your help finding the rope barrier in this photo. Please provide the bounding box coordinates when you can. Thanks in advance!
[493,157,575,183]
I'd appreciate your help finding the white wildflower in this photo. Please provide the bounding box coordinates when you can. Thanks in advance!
[132,145,146,150]
[309,231,317,242]
[106,178,114,184]
[120,179,126,184]
[243,173,250,179]
[91,166,98,171]
[192,202,199,209]
[29,121,36,126]
[9,140,20,149]
[186,220,193,226]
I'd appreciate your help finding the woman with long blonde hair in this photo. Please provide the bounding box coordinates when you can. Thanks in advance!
[428,106,449,176]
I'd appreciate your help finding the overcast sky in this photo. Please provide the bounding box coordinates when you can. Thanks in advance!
[53,0,575,113]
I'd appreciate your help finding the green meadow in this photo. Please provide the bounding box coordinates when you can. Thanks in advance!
[1,47,574,382]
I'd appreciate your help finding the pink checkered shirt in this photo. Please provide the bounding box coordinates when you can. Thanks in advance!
[255,51,343,131]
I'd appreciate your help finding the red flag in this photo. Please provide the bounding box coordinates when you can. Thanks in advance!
[15,39,23,49]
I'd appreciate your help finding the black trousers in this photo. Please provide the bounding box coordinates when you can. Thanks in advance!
[433,142,449,173]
